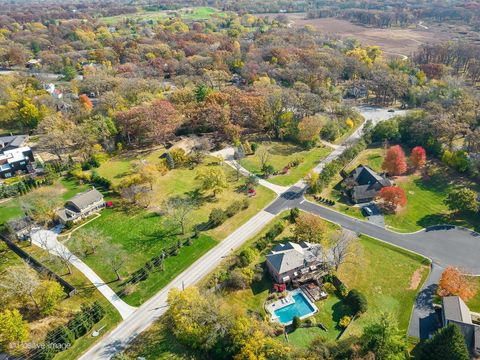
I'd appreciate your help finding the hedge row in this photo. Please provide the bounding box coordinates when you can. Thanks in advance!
[35,302,105,360]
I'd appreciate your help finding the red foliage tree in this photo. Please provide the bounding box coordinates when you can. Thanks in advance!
[410,146,427,170]
[438,266,477,301]
[382,145,407,176]
[116,100,182,146]
[376,186,407,213]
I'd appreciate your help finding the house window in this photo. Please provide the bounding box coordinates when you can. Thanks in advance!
[20,161,26,165]
[4,172,12,178]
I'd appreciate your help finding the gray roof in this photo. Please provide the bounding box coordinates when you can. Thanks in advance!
[266,241,322,275]
[0,135,28,150]
[351,165,391,187]
[66,188,103,212]
[6,216,32,232]
[443,296,472,324]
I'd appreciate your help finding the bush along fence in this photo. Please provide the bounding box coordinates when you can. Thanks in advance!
[0,176,47,199]
[0,235,77,297]
[32,302,106,360]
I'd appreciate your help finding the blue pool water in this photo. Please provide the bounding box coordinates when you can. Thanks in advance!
[274,292,316,324]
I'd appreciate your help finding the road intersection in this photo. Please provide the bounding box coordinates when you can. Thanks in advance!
[80,106,479,358]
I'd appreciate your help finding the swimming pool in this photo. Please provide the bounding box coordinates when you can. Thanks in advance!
[273,290,317,324]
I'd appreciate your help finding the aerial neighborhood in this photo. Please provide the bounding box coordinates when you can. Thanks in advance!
[1,1,480,360]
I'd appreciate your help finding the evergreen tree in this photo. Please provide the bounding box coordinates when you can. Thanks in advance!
[165,152,175,170]
[416,324,470,360]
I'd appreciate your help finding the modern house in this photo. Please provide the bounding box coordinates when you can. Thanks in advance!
[442,296,480,356]
[343,164,392,204]
[0,145,35,179]
[56,188,105,224]
[266,241,331,284]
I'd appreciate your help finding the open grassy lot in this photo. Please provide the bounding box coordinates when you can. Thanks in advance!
[80,207,218,306]
[81,151,275,305]
[100,7,225,24]
[5,243,121,360]
[238,141,331,186]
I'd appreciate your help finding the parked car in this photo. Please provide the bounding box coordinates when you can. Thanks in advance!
[362,206,373,216]
[388,109,395,113]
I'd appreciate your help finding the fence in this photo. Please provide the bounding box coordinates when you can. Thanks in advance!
[0,235,77,297]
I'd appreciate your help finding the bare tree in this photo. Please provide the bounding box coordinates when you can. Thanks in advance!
[330,229,359,272]
[0,264,41,311]
[69,227,109,257]
[258,147,270,170]
[162,197,196,236]
[233,161,243,181]
[105,244,127,281]
[54,245,75,275]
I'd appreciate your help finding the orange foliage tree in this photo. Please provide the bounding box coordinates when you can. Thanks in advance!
[376,186,407,213]
[382,145,407,176]
[438,266,477,301]
[79,94,93,112]
[410,146,427,170]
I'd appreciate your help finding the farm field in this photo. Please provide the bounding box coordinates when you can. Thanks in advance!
[238,141,331,186]
[259,15,451,59]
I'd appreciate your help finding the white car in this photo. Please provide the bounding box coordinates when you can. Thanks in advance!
[363,206,373,216]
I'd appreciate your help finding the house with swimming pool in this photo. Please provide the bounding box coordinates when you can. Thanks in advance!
[266,241,331,284]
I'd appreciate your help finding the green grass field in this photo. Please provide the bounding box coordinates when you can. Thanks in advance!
[100,7,225,24]
[239,141,331,186]
[80,207,217,306]
[467,277,480,313]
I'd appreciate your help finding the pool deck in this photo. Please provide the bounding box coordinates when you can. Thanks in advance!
[267,288,318,325]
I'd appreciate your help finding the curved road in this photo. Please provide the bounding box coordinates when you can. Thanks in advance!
[80,106,479,358]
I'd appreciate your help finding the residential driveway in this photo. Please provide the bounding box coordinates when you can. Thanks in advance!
[30,229,136,320]
[363,203,385,228]
[408,264,443,339]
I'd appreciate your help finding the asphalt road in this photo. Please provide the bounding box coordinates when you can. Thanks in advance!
[267,188,480,274]
[79,106,479,358]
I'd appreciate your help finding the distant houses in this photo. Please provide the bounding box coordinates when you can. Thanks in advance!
[343,164,392,204]
[56,188,105,224]
[266,241,331,284]
[442,296,480,356]
[0,135,35,179]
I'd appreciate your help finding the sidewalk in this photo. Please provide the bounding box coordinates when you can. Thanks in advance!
[30,229,136,320]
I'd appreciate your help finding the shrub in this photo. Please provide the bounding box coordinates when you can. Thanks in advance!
[171,148,188,166]
[237,248,257,267]
[91,170,112,190]
[209,208,227,227]
[226,200,243,217]
[292,316,302,329]
[289,207,300,223]
[250,142,258,153]
[226,268,254,289]
[346,289,368,314]
[242,198,250,209]
[338,284,348,298]
[339,315,352,329]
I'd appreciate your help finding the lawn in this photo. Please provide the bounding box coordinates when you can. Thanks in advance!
[6,243,121,360]
[239,141,331,186]
[466,277,480,313]
[82,152,275,306]
[100,6,225,24]
[78,207,217,306]
[0,178,90,228]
